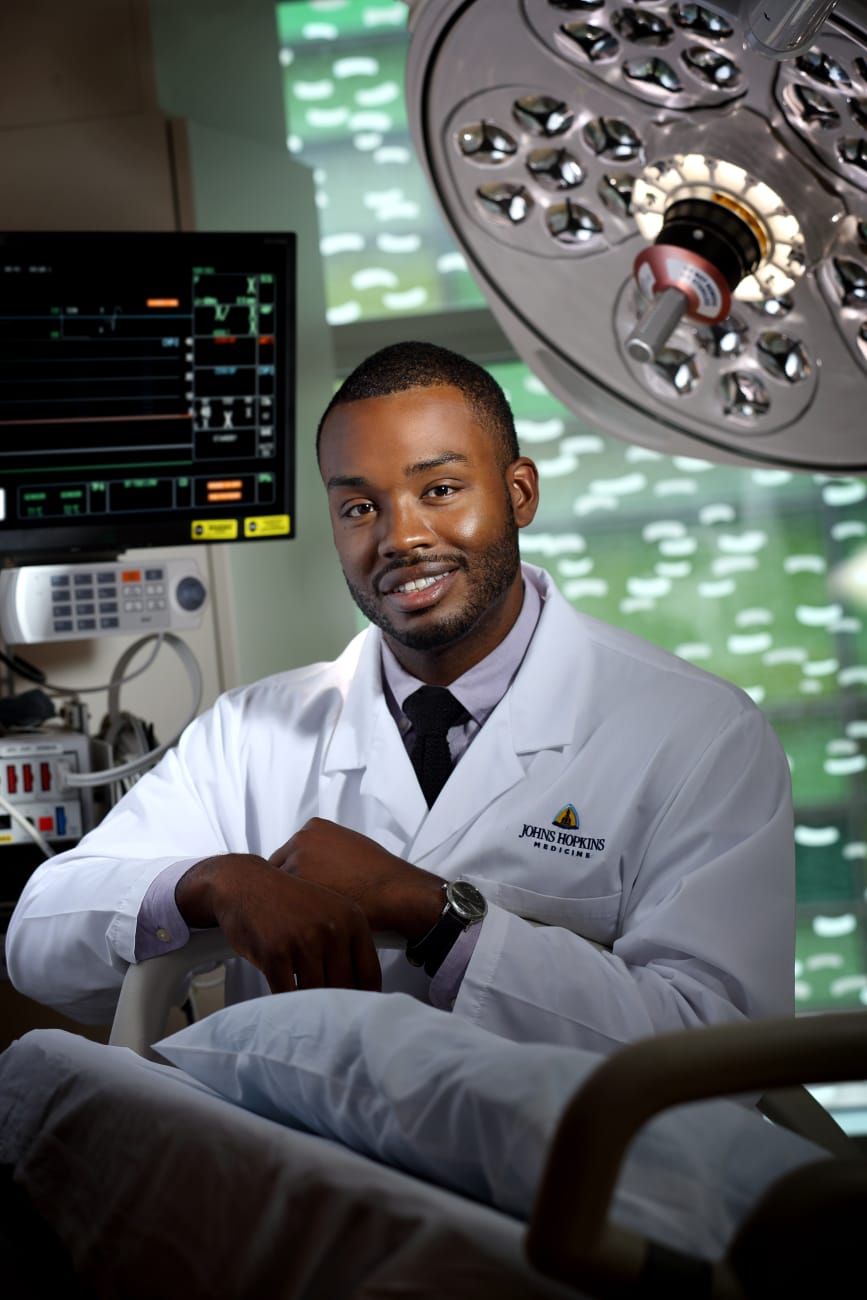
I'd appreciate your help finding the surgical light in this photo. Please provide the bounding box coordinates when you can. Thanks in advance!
[404,0,867,470]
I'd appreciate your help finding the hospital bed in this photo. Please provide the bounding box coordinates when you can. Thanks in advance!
[1,931,865,1300]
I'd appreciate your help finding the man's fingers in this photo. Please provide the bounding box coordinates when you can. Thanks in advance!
[217,868,382,994]
[289,946,328,992]
[263,917,381,994]
[321,943,359,992]
[353,930,383,993]
[267,844,291,870]
[263,968,294,994]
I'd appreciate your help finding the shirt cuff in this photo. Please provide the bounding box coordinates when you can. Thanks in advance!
[134,858,201,960]
[429,921,482,1010]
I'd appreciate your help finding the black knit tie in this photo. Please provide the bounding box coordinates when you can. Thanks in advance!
[403,686,470,807]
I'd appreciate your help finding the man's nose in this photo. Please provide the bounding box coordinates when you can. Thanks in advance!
[377,498,437,557]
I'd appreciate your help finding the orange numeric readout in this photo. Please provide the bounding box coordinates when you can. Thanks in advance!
[207,479,243,503]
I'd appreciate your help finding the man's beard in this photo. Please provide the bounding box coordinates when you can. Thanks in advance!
[344,512,521,653]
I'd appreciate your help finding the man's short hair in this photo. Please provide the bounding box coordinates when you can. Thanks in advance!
[316,340,520,466]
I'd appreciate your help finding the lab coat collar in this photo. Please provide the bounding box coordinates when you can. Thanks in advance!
[503,563,585,754]
[322,628,428,829]
[322,625,396,774]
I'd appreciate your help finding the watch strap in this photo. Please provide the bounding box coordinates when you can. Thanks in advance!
[406,904,469,977]
[406,882,486,978]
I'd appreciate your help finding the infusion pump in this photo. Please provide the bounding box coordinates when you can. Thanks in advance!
[0,559,207,645]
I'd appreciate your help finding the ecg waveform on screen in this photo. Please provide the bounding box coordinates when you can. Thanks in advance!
[0,269,276,457]
[0,254,283,525]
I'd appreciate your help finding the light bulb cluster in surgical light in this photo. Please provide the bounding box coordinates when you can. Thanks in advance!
[630,155,806,302]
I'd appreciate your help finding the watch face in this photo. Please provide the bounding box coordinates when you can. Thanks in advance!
[448,880,487,923]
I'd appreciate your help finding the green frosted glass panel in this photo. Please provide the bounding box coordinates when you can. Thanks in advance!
[794,819,862,905]
[774,716,867,808]
[276,0,407,43]
[280,43,410,144]
[796,917,867,1010]
[275,1,486,320]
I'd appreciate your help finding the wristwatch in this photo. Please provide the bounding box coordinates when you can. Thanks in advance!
[405,880,487,978]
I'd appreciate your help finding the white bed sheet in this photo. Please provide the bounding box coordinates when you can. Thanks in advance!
[154,987,828,1259]
[0,1028,581,1300]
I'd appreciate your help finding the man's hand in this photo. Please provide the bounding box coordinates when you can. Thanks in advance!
[268,818,445,942]
[175,854,382,994]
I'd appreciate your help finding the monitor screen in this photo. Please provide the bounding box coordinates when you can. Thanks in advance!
[0,230,296,561]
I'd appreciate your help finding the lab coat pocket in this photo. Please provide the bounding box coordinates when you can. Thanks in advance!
[463,879,622,948]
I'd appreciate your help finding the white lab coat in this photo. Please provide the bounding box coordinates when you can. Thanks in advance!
[6,566,795,1049]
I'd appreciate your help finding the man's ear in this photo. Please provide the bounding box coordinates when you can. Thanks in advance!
[507,457,540,529]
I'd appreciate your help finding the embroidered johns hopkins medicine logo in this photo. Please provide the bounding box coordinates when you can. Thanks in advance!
[518,804,606,858]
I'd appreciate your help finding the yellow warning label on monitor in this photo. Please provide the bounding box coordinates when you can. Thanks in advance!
[191,519,239,541]
[243,514,291,538]
[0,835,13,844]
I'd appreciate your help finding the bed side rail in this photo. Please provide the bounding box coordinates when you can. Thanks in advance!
[526,1010,867,1299]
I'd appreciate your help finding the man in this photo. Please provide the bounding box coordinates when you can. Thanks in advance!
[6,342,795,1051]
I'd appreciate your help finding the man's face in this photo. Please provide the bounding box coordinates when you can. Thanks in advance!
[319,384,539,681]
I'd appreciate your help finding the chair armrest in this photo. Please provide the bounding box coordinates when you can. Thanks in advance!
[526,1012,867,1299]
[109,929,236,1059]
[109,927,405,1061]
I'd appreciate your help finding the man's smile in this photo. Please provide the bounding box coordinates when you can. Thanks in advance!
[377,560,461,597]
[393,573,449,595]
[378,566,460,614]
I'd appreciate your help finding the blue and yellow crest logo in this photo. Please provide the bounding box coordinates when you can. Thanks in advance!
[552,804,579,830]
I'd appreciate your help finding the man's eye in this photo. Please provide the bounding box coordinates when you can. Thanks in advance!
[426,484,457,498]
[344,501,375,518]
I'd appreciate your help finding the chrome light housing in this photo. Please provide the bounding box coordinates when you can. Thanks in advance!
[404,0,867,470]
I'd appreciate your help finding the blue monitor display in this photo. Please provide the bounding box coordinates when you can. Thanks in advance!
[0,230,296,560]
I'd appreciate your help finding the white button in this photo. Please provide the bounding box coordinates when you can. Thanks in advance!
[156,927,172,943]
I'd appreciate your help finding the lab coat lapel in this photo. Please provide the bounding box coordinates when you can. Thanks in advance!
[408,702,524,858]
[410,572,585,860]
[506,569,585,754]
[320,628,428,837]
[359,703,428,832]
